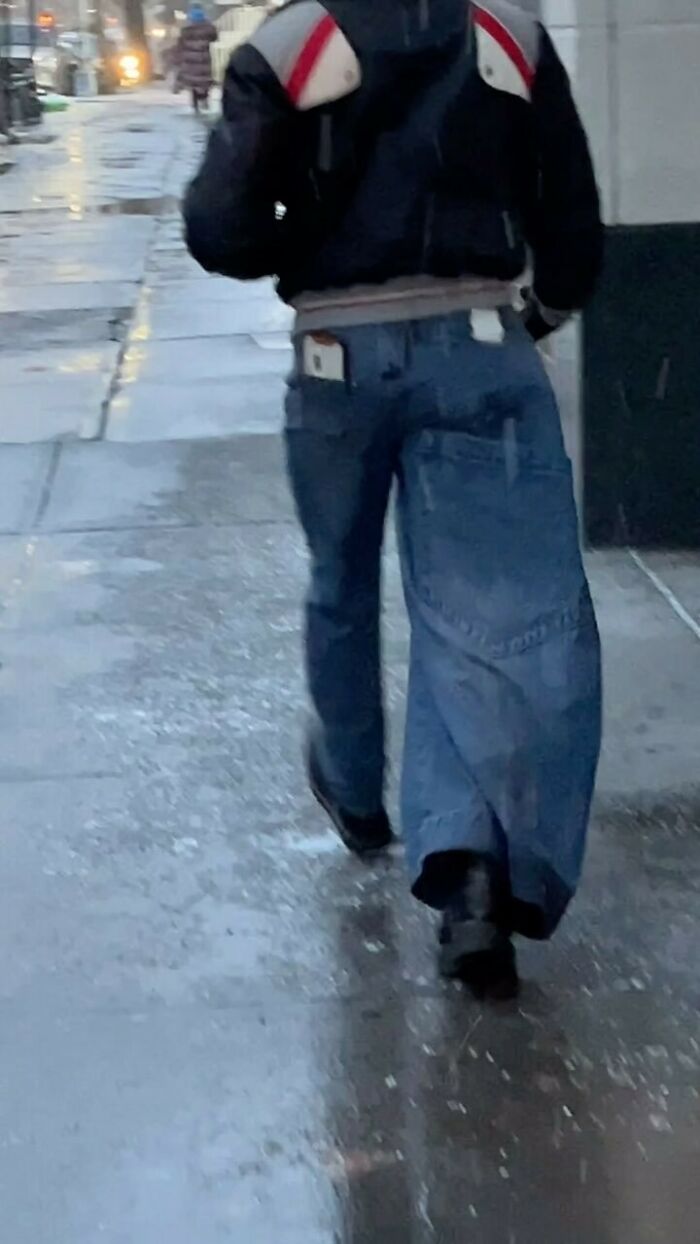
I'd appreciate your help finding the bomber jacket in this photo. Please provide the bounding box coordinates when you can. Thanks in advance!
[183,0,603,337]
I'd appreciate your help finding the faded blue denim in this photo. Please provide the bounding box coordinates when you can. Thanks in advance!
[285,311,601,938]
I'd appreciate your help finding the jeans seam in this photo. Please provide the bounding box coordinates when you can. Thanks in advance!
[416,588,596,658]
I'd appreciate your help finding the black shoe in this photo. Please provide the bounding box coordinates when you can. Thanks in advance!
[439,901,519,1000]
[307,745,393,857]
[440,934,519,1000]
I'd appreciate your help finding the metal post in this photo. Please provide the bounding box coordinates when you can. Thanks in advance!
[73,0,98,94]
[28,0,36,51]
[123,0,152,80]
[0,1,9,139]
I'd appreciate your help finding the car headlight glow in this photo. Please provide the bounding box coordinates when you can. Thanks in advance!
[120,53,140,78]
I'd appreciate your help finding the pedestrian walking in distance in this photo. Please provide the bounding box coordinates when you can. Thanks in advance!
[175,4,217,114]
[184,0,603,1000]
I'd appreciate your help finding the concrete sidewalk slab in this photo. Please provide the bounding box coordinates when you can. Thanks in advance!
[40,437,294,532]
[0,536,30,593]
[118,335,292,383]
[106,337,290,441]
[0,626,138,782]
[0,642,698,1244]
[0,767,416,1008]
[147,247,215,282]
[0,521,306,778]
[147,277,278,304]
[131,293,293,341]
[0,215,155,251]
[635,550,700,626]
[0,280,139,316]
[1,465,700,1242]
[0,974,697,1244]
[0,445,51,532]
[107,374,287,440]
[0,344,120,442]
[0,307,133,354]
[0,251,149,285]
[591,551,700,803]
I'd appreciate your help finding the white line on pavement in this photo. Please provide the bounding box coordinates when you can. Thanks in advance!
[628,548,700,643]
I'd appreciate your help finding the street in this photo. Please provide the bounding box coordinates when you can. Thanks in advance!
[1,89,700,1242]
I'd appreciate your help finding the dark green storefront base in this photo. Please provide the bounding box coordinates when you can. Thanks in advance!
[583,223,700,548]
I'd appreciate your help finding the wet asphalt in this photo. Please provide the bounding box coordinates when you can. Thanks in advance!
[1,89,699,1242]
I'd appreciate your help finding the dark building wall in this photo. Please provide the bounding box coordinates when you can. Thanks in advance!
[583,225,700,548]
[542,2,700,548]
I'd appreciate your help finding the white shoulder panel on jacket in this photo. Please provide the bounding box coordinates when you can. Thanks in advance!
[248,1,361,111]
[473,0,540,101]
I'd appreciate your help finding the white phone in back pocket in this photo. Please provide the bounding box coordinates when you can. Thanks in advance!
[302,333,346,382]
[471,310,506,345]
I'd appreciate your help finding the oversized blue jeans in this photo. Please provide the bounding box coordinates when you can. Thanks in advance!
[285,312,601,938]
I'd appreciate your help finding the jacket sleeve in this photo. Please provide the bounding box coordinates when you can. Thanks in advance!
[183,43,295,280]
[522,28,604,339]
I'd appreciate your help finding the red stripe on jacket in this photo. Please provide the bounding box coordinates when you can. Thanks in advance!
[286,13,337,104]
[474,5,536,90]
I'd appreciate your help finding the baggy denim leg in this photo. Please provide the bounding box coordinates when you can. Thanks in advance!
[401,632,505,890]
[285,368,395,817]
[397,423,602,939]
[283,311,601,937]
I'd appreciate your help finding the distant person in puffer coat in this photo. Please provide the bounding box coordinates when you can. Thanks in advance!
[176,5,218,113]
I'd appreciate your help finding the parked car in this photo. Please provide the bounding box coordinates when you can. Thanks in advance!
[2,20,66,97]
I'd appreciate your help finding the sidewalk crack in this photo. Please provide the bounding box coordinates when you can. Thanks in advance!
[32,442,62,529]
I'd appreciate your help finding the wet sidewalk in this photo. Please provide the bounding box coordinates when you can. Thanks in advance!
[1,91,699,1243]
[0,90,292,444]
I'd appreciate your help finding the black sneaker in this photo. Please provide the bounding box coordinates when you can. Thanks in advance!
[439,926,519,1000]
[307,745,393,857]
[439,878,519,1000]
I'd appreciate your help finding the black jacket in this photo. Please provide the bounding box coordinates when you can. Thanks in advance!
[184,0,603,332]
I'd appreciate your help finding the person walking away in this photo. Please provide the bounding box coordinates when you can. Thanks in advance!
[176,4,217,113]
[184,0,604,999]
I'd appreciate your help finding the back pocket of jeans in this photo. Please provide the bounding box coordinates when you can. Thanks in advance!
[399,430,589,657]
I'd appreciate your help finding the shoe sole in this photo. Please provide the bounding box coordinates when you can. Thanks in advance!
[309,775,393,858]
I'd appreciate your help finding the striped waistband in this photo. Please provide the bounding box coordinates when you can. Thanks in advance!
[292,276,518,334]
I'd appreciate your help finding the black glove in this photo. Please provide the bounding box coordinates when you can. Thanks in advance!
[520,289,571,342]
